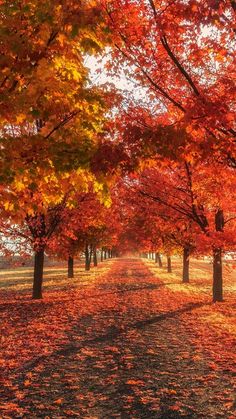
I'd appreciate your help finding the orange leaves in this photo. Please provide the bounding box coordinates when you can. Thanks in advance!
[191,4,198,12]
[24,379,31,387]
[192,354,202,361]
[165,389,177,395]
[1,258,236,417]
[0,402,22,411]
[126,379,145,386]
[54,398,63,405]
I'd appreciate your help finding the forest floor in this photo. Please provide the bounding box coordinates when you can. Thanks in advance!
[0,257,235,418]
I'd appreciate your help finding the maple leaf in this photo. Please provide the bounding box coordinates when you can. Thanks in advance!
[54,398,64,405]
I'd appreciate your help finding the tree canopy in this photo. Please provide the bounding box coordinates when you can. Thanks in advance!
[0,0,235,301]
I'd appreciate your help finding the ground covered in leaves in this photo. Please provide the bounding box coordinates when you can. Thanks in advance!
[0,258,235,418]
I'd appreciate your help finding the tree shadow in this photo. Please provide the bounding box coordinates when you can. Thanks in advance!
[15,301,209,376]
[0,282,175,313]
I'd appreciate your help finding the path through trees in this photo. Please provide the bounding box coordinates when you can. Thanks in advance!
[1,258,235,417]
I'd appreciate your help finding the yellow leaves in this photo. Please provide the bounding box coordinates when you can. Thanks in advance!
[16,114,26,124]
[14,179,25,192]
[44,173,58,184]
[53,57,85,83]
[3,201,14,211]
[93,180,103,193]
[102,194,112,208]
[138,158,156,171]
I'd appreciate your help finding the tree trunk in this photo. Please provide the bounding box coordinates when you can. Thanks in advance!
[93,247,98,267]
[213,209,224,302]
[101,248,103,262]
[104,250,107,260]
[167,255,172,273]
[85,243,90,271]
[32,249,44,299]
[68,256,74,278]
[155,252,162,267]
[183,247,190,283]
[89,245,93,264]
[213,247,223,302]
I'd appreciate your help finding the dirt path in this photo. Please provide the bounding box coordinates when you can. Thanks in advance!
[1,258,235,418]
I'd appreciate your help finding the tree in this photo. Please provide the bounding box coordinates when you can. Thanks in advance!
[0,0,117,297]
[1,170,108,298]
[129,157,236,301]
[104,0,235,165]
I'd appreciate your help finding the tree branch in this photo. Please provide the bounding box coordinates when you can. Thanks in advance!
[44,111,78,140]
[114,43,185,112]
[161,35,200,96]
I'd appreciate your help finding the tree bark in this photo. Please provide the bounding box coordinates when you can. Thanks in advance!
[212,209,224,302]
[213,247,223,302]
[182,246,190,283]
[167,255,172,273]
[68,256,74,278]
[101,248,103,262]
[32,249,44,299]
[104,250,107,260]
[93,247,98,267]
[85,243,90,271]
[155,252,162,267]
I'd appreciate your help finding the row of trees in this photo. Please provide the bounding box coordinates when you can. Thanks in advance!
[114,156,236,301]
[102,0,236,302]
[0,1,118,298]
[0,0,235,301]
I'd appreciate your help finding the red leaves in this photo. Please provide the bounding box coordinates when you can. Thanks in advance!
[1,258,235,417]
[169,402,181,411]
[208,362,218,371]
